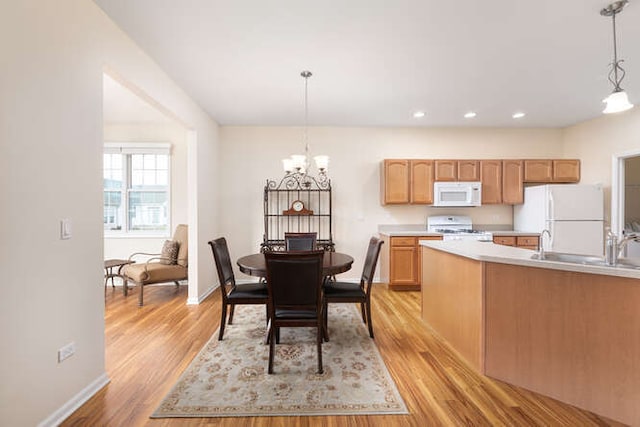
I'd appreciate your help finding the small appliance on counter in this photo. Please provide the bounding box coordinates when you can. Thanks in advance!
[427,215,493,241]
[514,184,604,256]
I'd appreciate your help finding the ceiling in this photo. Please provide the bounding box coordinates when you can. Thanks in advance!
[95,0,639,128]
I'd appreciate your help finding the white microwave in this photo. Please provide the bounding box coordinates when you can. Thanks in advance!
[433,181,482,207]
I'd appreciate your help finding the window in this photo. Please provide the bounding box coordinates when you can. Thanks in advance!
[104,143,171,236]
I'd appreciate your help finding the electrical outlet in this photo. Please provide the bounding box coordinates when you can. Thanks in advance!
[58,342,76,363]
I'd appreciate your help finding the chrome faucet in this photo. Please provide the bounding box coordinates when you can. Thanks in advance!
[538,229,551,260]
[617,233,640,259]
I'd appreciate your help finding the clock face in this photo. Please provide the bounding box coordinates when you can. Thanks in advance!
[292,200,304,212]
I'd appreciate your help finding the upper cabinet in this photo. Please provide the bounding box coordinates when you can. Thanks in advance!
[524,159,580,183]
[480,160,502,204]
[381,159,409,204]
[381,159,434,204]
[502,160,524,205]
[381,158,578,205]
[410,160,435,204]
[435,160,479,181]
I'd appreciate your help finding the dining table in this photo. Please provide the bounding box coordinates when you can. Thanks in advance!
[237,251,354,278]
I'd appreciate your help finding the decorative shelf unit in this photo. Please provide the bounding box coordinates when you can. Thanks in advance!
[262,175,333,252]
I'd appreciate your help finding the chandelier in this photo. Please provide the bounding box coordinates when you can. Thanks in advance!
[281,70,329,188]
[601,1,634,114]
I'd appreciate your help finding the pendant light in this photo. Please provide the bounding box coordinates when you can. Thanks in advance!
[601,1,634,114]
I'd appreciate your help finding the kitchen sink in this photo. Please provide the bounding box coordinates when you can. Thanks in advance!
[530,252,640,269]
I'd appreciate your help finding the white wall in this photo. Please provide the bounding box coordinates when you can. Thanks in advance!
[562,108,640,225]
[0,1,219,425]
[103,122,189,260]
[219,126,564,281]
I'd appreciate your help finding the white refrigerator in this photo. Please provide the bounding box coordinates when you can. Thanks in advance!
[514,184,604,256]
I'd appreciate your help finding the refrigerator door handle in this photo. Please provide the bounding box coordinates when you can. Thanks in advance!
[548,191,554,221]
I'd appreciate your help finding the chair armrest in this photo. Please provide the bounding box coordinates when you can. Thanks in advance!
[128,252,161,261]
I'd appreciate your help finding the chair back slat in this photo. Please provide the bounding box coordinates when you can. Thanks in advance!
[209,238,236,300]
[265,250,324,309]
[360,237,384,286]
[284,232,318,251]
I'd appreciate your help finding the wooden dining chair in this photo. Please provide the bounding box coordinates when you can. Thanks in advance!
[284,232,317,251]
[209,237,268,340]
[323,237,384,339]
[264,250,325,374]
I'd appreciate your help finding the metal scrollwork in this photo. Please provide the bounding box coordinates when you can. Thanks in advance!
[267,172,331,191]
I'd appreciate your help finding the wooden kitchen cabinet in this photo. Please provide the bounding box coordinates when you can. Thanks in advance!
[381,159,409,204]
[385,235,442,291]
[435,160,479,181]
[493,234,539,250]
[381,159,433,204]
[410,160,434,204]
[458,160,480,181]
[434,160,458,181]
[480,160,502,204]
[552,159,580,182]
[524,159,580,183]
[502,160,524,204]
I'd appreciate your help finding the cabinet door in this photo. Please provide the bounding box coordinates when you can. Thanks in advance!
[480,160,502,204]
[502,160,524,204]
[517,236,539,250]
[493,236,516,246]
[381,159,409,204]
[553,159,580,183]
[458,160,480,181]
[390,245,418,285]
[410,160,434,204]
[524,160,553,182]
[435,160,457,181]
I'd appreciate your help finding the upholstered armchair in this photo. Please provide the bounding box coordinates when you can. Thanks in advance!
[121,224,188,306]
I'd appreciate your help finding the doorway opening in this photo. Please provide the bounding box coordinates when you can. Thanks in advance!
[612,150,640,257]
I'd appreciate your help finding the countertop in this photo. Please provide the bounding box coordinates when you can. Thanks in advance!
[419,240,640,280]
[378,224,540,237]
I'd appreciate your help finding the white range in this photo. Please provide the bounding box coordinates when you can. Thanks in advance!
[427,215,493,242]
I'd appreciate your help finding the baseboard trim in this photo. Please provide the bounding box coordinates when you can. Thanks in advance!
[38,372,110,427]
[187,284,216,305]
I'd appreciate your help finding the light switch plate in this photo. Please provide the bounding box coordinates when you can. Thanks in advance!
[60,219,72,240]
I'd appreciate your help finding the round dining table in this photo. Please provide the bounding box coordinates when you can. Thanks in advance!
[237,251,354,277]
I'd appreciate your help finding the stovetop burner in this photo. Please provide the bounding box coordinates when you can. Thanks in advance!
[434,228,485,234]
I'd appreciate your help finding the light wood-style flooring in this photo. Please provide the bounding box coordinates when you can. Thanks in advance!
[63,283,625,426]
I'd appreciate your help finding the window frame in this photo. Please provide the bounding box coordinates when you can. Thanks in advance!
[104,142,172,238]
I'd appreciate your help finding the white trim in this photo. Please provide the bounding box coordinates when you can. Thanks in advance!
[612,149,640,237]
[38,373,110,427]
[104,141,171,154]
[187,284,217,305]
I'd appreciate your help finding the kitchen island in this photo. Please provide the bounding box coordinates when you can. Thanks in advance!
[420,240,640,426]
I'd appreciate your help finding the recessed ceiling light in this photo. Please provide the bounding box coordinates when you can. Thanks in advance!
[464,112,477,118]
[512,112,526,119]
[413,111,425,118]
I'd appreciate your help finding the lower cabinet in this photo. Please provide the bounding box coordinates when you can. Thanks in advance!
[493,234,539,250]
[380,235,443,291]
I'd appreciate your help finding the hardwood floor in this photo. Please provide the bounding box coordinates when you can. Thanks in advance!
[63,283,625,427]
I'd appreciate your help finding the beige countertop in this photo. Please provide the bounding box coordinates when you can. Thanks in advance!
[419,240,640,280]
[378,224,539,238]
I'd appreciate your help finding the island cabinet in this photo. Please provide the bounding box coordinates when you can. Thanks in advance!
[380,159,434,205]
[524,159,580,183]
[380,235,442,291]
[421,243,640,426]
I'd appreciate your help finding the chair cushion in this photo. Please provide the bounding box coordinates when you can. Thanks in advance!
[228,283,268,300]
[160,240,179,265]
[323,281,366,299]
[122,263,187,284]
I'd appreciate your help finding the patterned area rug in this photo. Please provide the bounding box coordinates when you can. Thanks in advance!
[152,304,408,418]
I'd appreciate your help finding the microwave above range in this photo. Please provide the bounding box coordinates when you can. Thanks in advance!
[433,181,482,207]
